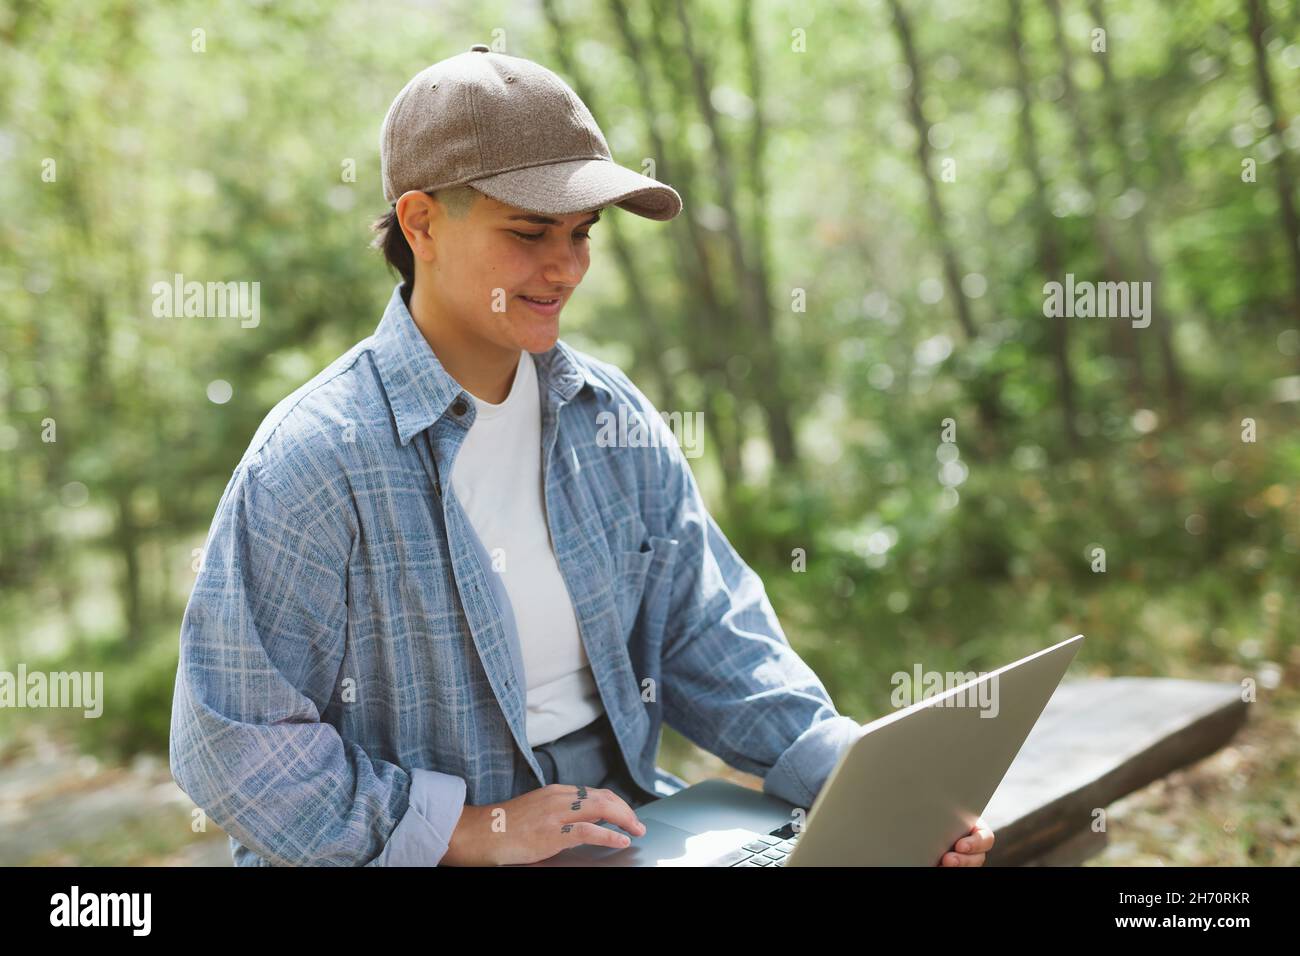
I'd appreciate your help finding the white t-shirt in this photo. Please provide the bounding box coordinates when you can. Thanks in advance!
[448,348,604,747]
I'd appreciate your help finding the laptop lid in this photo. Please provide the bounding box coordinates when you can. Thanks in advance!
[785,634,1085,866]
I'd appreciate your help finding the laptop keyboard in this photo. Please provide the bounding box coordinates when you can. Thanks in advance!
[708,821,802,867]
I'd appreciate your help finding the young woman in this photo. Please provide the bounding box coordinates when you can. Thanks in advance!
[169,45,994,868]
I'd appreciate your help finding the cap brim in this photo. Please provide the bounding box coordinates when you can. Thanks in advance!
[468,157,682,221]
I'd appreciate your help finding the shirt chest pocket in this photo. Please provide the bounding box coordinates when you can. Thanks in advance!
[610,535,679,645]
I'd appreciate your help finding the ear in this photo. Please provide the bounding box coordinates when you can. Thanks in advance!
[395,191,442,264]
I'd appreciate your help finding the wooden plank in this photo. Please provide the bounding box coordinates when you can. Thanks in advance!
[1023,826,1109,867]
[980,677,1249,866]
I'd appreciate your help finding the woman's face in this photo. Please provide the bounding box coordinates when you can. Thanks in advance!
[411,190,601,355]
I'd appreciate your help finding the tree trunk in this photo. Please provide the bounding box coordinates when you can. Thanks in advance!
[1245,0,1300,321]
[672,0,799,469]
[887,0,1005,442]
[613,0,745,498]
[1009,0,1080,445]
[114,486,143,647]
[1088,0,1186,421]
[1045,0,1146,403]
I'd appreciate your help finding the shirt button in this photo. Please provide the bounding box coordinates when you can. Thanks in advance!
[451,399,468,416]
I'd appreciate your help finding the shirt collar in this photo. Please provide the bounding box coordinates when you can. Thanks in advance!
[370,283,612,446]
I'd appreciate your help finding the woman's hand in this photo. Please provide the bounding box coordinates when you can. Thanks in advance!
[443,784,647,866]
[939,817,995,866]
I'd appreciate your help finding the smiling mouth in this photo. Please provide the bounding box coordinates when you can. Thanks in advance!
[519,295,561,305]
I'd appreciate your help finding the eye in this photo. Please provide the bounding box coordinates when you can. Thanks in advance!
[509,229,593,242]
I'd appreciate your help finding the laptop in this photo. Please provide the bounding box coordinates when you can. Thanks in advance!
[526,634,1084,866]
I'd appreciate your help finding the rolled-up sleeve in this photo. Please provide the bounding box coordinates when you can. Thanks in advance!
[607,372,863,811]
[761,713,863,808]
[169,461,466,866]
[371,769,468,866]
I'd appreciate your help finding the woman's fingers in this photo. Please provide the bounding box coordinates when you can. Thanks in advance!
[940,819,995,865]
[562,820,634,850]
[961,819,995,853]
[553,785,646,849]
[942,850,987,866]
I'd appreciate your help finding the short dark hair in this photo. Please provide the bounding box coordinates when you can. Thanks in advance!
[369,186,482,299]
[369,201,419,298]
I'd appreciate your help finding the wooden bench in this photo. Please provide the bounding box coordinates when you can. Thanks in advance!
[981,677,1250,866]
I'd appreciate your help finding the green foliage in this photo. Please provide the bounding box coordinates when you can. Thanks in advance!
[0,1,1296,858]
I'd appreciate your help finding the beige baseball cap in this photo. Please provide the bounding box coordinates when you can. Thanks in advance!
[381,44,682,221]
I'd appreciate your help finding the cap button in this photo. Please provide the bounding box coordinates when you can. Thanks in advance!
[469,43,490,52]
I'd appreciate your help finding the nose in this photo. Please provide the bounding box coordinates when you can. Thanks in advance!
[540,234,586,288]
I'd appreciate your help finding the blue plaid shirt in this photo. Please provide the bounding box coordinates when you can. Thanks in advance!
[169,283,862,866]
